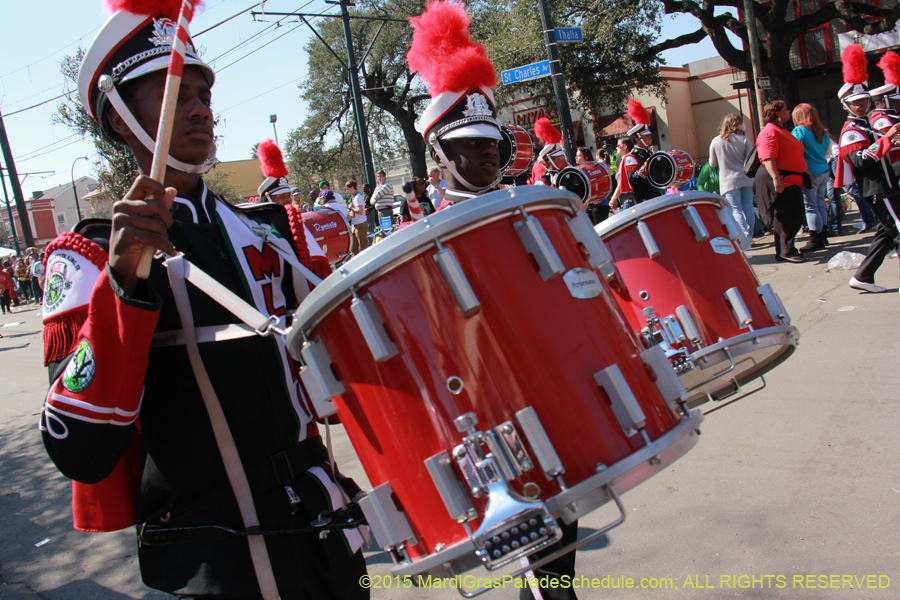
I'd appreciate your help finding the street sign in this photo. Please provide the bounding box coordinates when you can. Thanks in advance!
[756,77,771,90]
[501,60,551,85]
[554,27,583,44]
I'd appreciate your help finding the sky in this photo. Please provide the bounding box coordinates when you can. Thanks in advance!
[0,1,721,202]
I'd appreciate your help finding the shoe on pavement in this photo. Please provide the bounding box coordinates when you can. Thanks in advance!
[775,254,804,263]
[849,277,886,293]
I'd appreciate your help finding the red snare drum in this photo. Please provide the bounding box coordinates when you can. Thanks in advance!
[646,150,695,189]
[556,162,611,205]
[595,191,799,407]
[287,187,702,584]
[499,124,535,177]
[302,206,351,264]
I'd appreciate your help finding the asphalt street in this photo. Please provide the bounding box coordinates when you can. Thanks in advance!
[1,219,898,600]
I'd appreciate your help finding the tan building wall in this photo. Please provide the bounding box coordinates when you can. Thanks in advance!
[209,158,264,201]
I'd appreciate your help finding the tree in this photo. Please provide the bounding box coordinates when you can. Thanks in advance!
[474,0,669,118]
[203,167,242,205]
[54,49,140,204]
[292,0,428,179]
[646,0,900,106]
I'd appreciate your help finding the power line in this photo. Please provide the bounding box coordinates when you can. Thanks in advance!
[219,23,306,72]
[0,27,99,79]
[219,76,306,113]
[195,1,261,36]
[15,134,81,161]
[4,92,70,117]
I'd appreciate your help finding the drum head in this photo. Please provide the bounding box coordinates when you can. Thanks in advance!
[498,124,517,174]
[556,168,589,203]
[646,153,675,189]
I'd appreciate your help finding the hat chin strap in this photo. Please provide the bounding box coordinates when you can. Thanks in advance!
[431,138,501,193]
[104,84,216,175]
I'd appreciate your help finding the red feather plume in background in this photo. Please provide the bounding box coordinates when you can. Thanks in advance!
[878,51,900,86]
[407,1,496,96]
[627,99,649,126]
[842,44,868,85]
[104,0,201,19]
[258,140,289,179]
[534,117,562,144]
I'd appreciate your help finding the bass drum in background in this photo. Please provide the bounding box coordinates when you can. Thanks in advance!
[556,162,612,205]
[499,124,535,181]
[646,150,695,189]
[301,206,351,265]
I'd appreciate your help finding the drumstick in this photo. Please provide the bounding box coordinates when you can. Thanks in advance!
[134,0,200,279]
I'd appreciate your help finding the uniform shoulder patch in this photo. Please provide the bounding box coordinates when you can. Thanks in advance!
[841,129,866,146]
[62,340,95,393]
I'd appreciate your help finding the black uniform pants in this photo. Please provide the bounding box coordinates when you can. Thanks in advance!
[854,195,900,284]
[519,519,579,600]
[771,185,805,257]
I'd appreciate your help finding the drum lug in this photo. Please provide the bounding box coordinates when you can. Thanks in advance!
[350,292,399,362]
[451,420,536,499]
[675,305,703,349]
[298,336,344,418]
[682,205,710,242]
[716,206,744,242]
[639,307,695,377]
[593,364,647,439]
[640,345,689,412]
[636,221,661,259]
[724,287,753,330]
[424,452,478,524]
[566,211,614,277]
[757,283,791,325]
[434,243,481,316]
[515,407,567,486]
[514,209,565,281]
[358,482,418,552]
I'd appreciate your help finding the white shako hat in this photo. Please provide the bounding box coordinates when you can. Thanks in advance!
[838,43,871,104]
[256,139,292,200]
[626,99,652,137]
[407,2,503,191]
[78,5,216,174]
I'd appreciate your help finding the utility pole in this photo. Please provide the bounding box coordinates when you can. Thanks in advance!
[0,110,34,248]
[328,0,376,187]
[537,0,577,165]
[742,0,768,131]
[1,168,20,254]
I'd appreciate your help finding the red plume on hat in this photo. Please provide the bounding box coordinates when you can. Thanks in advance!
[407,1,496,95]
[627,99,649,126]
[104,0,201,19]
[878,51,900,86]
[258,139,288,178]
[534,117,562,144]
[842,44,868,84]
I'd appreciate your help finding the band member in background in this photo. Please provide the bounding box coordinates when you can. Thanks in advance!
[836,44,900,293]
[39,5,366,598]
[408,3,578,598]
[257,139,293,206]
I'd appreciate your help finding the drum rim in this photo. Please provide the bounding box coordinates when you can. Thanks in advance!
[291,186,581,336]
[499,123,534,176]
[594,191,727,239]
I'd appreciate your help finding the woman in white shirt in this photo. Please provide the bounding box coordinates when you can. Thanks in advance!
[709,114,756,248]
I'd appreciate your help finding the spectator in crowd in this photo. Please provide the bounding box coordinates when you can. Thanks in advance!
[399,177,435,224]
[319,180,343,203]
[695,162,720,194]
[363,182,378,231]
[426,167,446,209]
[575,146,594,164]
[14,258,31,302]
[30,255,44,305]
[0,262,14,314]
[371,170,395,223]
[757,100,808,263]
[345,180,368,255]
[792,103,832,252]
[709,114,755,248]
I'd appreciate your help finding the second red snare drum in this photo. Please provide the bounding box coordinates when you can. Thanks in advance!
[556,161,612,205]
[301,206,351,264]
[646,150,695,189]
[595,191,799,406]
[287,187,702,587]
[498,124,535,178]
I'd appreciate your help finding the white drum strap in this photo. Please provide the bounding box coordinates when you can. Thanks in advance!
[167,255,281,600]
[233,211,323,290]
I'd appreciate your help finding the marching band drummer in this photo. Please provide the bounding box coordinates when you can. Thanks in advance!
[408,3,579,598]
[531,118,570,186]
[836,44,900,293]
[38,4,366,599]
[610,100,662,209]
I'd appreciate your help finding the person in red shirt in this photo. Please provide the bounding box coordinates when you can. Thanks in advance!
[0,262,15,315]
[757,100,809,262]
